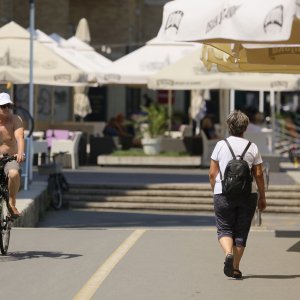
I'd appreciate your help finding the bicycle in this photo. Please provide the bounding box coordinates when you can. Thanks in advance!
[0,155,18,255]
[37,153,69,210]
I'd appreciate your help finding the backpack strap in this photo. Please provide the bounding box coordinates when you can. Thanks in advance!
[224,139,252,160]
[224,139,236,159]
[219,139,234,181]
[240,141,252,160]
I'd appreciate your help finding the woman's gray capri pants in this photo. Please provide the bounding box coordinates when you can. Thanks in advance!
[213,193,257,247]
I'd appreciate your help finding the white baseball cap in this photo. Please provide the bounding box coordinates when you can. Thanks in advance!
[0,93,13,105]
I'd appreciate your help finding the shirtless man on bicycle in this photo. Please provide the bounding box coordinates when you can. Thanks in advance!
[0,92,25,218]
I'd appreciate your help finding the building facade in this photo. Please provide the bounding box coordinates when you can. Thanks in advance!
[0,0,168,58]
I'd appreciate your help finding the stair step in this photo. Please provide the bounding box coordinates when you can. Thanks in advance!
[66,189,300,199]
[67,189,213,197]
[69,183,212,190]
[68,201,300,214]
[64,182,300,214]
[68,183,300,192]
[68,201,214,212]
[64,195,213,204]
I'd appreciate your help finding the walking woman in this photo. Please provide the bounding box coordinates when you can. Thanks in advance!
[209,111,267,279]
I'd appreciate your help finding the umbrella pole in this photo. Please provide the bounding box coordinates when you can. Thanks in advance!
[168,90,172,134]
[270,90,275,152]
[259,90,264,113]
[28,0,35,187]
[51,86,55,123]
[230,89,235,112]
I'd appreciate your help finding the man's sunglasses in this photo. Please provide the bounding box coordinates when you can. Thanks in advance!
[0,104,13,109]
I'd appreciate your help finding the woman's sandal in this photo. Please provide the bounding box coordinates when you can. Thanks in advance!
[233,269,242,279]
[223,254,234,277]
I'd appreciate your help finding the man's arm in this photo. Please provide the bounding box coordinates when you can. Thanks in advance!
[252,163,267,211]
[13,115,25,163]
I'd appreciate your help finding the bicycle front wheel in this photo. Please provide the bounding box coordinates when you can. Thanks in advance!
[49,175,63,210]
[0,198,11,255]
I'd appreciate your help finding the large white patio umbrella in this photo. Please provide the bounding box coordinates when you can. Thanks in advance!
[99,39,201,84]
[156,0,300,44]
[0,22,86,85]
[67,36,112,83]
[149,48,300,91]
[37,32,99,84]
[157,0,300,71]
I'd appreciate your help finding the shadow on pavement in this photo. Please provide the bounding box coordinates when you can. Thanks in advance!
[275,230,300,238]
[38,209,216,228]
[0,251,82,262]
[243,274,300,280]
[274,231,300,252]
[287,241,300,252]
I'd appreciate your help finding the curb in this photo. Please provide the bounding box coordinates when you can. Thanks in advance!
[13,181,49,227]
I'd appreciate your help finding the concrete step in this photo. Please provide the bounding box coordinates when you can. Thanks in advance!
[67,188,214,197]
[68,201,214,212]
[65,183,300,214]
[68,201,300,214]
[68,183,212,190]
[64,195,214,204]
[69,183,300,192]
[66,188,300,200]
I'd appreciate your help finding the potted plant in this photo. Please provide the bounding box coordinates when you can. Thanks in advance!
[132,103,168,155]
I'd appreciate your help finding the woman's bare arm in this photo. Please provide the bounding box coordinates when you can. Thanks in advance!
[252,163,267,211]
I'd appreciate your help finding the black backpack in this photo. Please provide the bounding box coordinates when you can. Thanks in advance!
[220,139,253,198]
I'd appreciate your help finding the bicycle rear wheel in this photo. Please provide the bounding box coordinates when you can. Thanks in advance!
[0,198,11,255]
[49,175,63,210]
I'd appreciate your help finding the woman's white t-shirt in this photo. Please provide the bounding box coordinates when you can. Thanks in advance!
[211,136,263,194]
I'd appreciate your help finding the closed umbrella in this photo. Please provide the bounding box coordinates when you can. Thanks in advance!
[73,85,92,119]
[75,18,91,44]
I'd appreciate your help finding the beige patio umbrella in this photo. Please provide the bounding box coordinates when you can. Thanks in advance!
[149,48,300,90]
[203,44,300,74]
[0,21,87,85]
[204,42,300,67]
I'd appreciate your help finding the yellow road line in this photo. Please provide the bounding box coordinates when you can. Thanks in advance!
[73,229,146,300]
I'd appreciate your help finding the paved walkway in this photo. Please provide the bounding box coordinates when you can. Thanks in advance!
[11,163,300,300]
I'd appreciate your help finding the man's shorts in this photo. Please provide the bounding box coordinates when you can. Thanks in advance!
[4,160,21,177]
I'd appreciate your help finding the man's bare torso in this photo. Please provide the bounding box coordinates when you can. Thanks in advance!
[0,114,20,155]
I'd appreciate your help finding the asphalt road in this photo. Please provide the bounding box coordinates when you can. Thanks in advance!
[1,209,300,300]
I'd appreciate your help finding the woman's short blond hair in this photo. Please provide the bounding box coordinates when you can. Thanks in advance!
[226,110,249,136]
